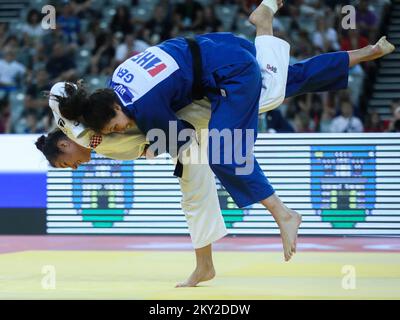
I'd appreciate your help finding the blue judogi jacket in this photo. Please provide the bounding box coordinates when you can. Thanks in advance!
[108,32,257,157]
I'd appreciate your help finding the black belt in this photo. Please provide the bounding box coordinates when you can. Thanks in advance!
[173,38,227,179]
[173,119,195,178]
[184,37,227,100]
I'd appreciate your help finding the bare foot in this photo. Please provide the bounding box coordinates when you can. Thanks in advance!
[175,265,216,288]
[249,0,283,26]
[366,36,395,61]
[278,210,302,262]
[249,4,272,27]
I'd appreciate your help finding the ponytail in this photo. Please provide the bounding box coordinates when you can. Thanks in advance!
[35,129,67,166]
[53,80,89,121]
[49,80,120,132]
[34,135,46,152]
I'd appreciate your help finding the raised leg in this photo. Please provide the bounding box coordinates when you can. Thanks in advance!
[249,0,284,36]
[285,37,395,99]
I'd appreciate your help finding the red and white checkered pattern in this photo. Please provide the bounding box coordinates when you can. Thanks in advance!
[89,134,103,149]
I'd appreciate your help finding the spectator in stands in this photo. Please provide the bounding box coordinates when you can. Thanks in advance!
[0,0,388,134]
[41,107,56,132]
[356,0,378,39]
[390,99,400,116]
[24,69,51,115]
[325,0,349,10]
[21,9,46,41]
[31,44,48,73]
[336,90,361,116]
[41,23,69,56]
[90,32,116,75]
[23,109,45,134]
[70,0,99,19]
[391,119,400,132]
[265,109,295,133]
[270,15,287,36]
[46,42,77,82]
[364,110,384,132]
[285,93,318,133]
[174,0,204,31]
[318,104,335,132]
[293,29,314,59]
[300,0,321,16]
[0,22,9,49]
[110,5,134,36]
[387,105,400,132]
[0,47,26,88]
[2,35,19,51]
[195,5,223,33]
[0,96,10,133]
[310,94,325,131]
[156,0,175,24]
[143,4,173,44]
[340,29,369,52]
[0,35,27,76]
[115,33,149,64]
[330,101,364,133]
[312,16,339,52]
[57,2,81,43]
[84,15,103,50]
[19,105,54,134]
[17,31,37,71]
[239,0,260,15]
[294,111,313,133]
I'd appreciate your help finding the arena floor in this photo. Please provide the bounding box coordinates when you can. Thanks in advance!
[0,236,399,300]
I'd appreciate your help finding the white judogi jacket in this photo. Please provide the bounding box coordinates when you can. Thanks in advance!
[48,35,290,248]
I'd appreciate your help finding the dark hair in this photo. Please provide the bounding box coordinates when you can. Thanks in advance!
[84,88,118,132]
[27,9,40,24]
[110,5,133,34]
[52,81,118,132]
[4,35,18,46]
[54,81,89,120]
[35,129,67,167]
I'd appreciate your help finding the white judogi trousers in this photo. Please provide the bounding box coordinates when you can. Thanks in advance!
[175,36,290,248]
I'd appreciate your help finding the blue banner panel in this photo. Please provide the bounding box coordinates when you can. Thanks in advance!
[0,173,47,208]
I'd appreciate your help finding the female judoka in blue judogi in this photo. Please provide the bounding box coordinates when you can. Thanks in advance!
[53,1,394,262]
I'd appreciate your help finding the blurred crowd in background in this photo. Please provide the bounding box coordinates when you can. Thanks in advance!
[0,0,398,135]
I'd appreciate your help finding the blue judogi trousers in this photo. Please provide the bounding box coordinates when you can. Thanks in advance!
[208,51,349,208]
